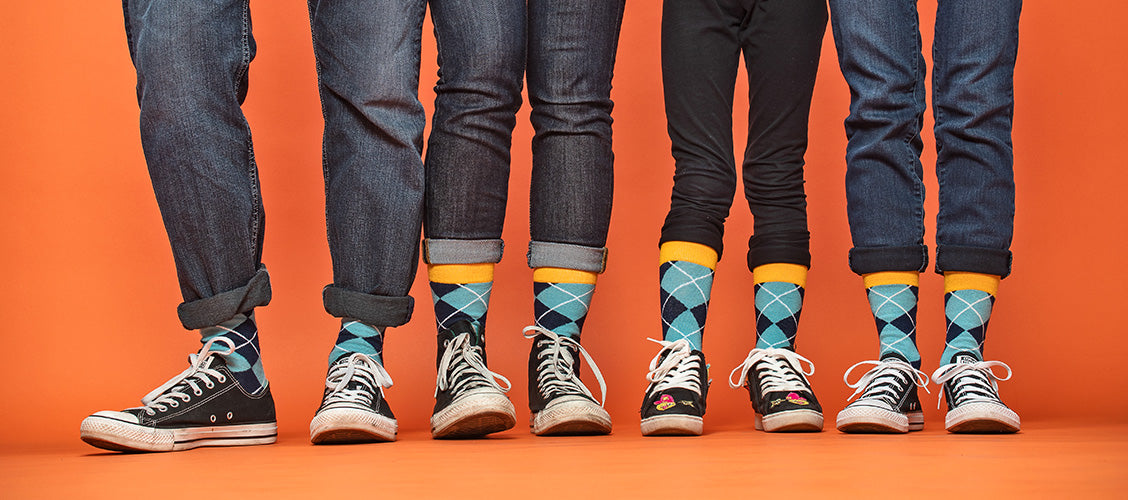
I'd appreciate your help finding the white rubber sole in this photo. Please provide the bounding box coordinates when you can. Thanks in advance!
[836,406,924,434]
[946,402,1020,433]
[310,407,397,444]
[80,415,277,452]
[531,396,612,436]
[431,391,516,439]
[641,414,703,436]
[757,409,824,432]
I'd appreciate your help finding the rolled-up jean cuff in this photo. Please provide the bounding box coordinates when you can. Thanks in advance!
[849,245,929,275]
[323,285,414,327]
[660,214,725,260]
[935,244,1013,278]
[177,265,272,330]
[423,238,504,265]
[527,241,608,273]
[748,232,811,270]
[748,246,812,271]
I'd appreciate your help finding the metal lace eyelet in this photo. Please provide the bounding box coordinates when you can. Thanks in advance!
[226,412,233,420]
[194,389,203,396]
[217,376,227,383]
[204,382,215,389]
[169,401,179,408]
[210,414,216,423]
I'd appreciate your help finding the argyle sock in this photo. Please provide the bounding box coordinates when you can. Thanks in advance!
[658,241,718,351]
[864,272,922,368]
[200,312,267,393]
[429,263,494,333]
[753,263,807,350]
[533,267,597,339]
[329,318,385,365]
[940,272,1000,364]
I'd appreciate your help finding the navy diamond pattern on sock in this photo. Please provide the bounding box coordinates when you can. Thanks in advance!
[754,282,804,350]
[533,281,594,338]
[659,261,713,350]
[940,290,995,364]
[201,313,266,394]
[867,284,921,368]
[430,281,491,331]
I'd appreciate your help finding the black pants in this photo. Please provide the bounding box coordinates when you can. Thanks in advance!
[660,0,827,270]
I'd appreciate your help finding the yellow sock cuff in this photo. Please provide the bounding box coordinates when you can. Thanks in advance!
[428,263,495,284]
[659,241,718,269]
[533,267,598,285]
[944,272,1000,295]
[863,271,920,288]
[752,263,808,286]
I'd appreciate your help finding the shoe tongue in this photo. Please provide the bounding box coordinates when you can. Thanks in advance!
[955,352,981,364]
[439,319,484,345]
[880,351,910,363]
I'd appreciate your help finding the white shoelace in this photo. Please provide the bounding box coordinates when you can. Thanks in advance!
[523,326,607,407]
[136,337,234,416]
[843,359,930,407]
[645,338,706,395]
[931,359,1012,408]
[323,353,393,407]
[727,348,815,392]
[435,332,512,397]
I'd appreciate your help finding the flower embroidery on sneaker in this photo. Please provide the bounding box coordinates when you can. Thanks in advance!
[655,394,676,411]
[786,392,809,405]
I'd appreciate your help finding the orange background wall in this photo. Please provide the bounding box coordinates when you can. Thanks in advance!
[2,1,1125,447]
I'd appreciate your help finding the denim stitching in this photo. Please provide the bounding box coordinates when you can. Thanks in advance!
[240,0,260,267]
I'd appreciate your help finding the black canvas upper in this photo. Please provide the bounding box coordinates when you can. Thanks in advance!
[316,355,395,421]
[640,349,709,420]
[433,319,497,414]
[527,332,595,412]
[744,356,822,418]
[118,355,276,429]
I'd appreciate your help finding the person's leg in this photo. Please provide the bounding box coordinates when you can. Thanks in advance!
[929,0,1021,433]
[524,0,624,436]
[422,0,526,439]
[722,0,826,433]
[656,0,743,354]
[642,0,744,438]
[307,0,429,444]
[829,0,930,434]
[80,0,276,452]
[738,0,825,352]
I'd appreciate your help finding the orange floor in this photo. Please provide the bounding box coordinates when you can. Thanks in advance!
[3,419,1125,498]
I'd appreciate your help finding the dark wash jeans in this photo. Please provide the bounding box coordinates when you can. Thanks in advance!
[422,0,626,274]
[124,0,427,329]
[830,0,1022,277]
[660,0,828,271]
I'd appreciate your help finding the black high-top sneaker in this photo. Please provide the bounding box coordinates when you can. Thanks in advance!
[80,338,277,452]
[931,353,1020,433]
[524,326,610,436]
[836,353,929,433]
[729,348,823,432]
[640,339,709,436]
[431,319,516,438]
[310,352,397,444]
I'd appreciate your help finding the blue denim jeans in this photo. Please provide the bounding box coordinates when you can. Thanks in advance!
[829,0,1021,277]
[422,0,626,273]
[124,0,426,329]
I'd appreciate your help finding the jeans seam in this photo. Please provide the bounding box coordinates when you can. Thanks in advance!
[239,0,259,266]
[306,3,332,247]
[907,1,925,245]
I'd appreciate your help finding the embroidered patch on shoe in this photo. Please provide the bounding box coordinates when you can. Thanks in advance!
[770,392,810,408]
[786,392,809,405]
[655,394,676,411]
[679,400,696,408]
